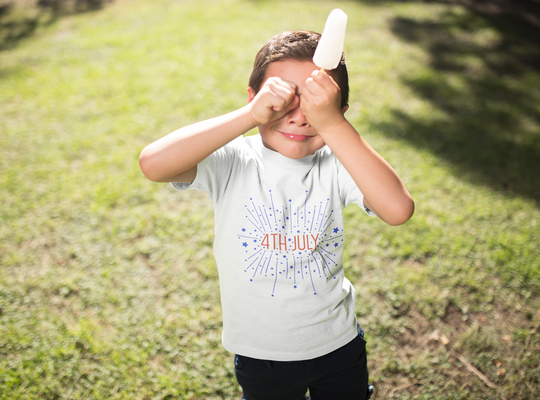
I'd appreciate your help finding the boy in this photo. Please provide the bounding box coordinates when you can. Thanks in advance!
[140,30,414,400]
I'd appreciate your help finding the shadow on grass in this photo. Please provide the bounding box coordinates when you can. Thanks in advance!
[361,0,540,204]
[0,0,113,50]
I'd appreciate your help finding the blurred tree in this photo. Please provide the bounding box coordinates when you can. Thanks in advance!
[451,0,540,28]
[0,0,114,49]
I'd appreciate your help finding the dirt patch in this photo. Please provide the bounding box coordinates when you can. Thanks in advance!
[370,295,540,399]
[442,302,469,331]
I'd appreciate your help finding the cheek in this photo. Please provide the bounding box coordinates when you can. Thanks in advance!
[259,122,282,139]
[258,125,272,140]
[258,125,279,149]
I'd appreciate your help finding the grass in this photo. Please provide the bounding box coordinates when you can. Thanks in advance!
[1,0,539,398]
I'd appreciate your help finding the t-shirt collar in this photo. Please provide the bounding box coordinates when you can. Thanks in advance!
[254,135,319,166]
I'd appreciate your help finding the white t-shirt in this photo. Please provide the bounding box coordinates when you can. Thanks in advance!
[172,134,375,361]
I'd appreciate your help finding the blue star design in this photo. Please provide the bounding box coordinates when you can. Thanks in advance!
[334,243,339,248]
[242,242,248,247]
[333,227,339,233]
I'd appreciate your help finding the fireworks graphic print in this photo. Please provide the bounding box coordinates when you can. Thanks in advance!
[237,190,344,297]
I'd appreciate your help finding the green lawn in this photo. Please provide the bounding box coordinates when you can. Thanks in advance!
[1,0,539,398]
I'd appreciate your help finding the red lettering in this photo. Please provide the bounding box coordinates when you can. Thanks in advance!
[270,233,278,250]
[311,234,319,249]
[297,235,306,251]
[307,234,314,250]
[261,234,269,249]
[279,234,287,251]
[259,233,318,252]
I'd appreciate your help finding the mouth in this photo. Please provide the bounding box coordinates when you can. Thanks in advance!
[279,131,312,142]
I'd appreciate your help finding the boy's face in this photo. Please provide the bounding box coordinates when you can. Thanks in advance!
[248,60,342,160]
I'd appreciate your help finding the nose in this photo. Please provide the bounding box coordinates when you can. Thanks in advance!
[286,106,309,127]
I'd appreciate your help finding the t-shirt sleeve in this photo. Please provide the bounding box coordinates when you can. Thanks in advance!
[170,181,190,191]
[336,159,377,217]
[170,137,241,203]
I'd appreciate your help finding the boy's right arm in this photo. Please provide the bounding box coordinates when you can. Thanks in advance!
[139,77,299,183]
[139,106,255,183]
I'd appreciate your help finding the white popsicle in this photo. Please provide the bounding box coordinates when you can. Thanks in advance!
[313,9,348,70]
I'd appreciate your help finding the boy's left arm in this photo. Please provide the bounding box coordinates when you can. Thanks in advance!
[301,70,414,226]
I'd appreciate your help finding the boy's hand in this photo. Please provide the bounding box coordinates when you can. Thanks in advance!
[300,69,346,133]
[248,77,300,126]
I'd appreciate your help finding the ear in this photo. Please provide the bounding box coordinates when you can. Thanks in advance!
[247,87,256,103]
[342,105,349,114]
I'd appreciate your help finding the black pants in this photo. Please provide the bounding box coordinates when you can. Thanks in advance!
[234,325,369,400]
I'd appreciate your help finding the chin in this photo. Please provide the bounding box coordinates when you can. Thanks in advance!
[261,134,324,159]
[284,151,313,159]
[278,145,316,159]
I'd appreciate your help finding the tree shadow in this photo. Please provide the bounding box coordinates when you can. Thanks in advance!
[0,0,112,50]
[362,1,540,203]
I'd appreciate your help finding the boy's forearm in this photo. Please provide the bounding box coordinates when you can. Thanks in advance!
[140,105,256,182]
[320,120,414,226]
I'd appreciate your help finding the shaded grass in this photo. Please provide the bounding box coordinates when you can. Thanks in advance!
[1,0,539,398]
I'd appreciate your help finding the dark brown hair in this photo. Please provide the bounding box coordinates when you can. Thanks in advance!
[248,30,349,108]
